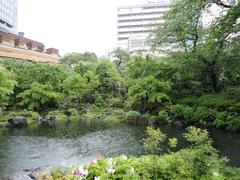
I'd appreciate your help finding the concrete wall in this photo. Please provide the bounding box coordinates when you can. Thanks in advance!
[0,44,59,64]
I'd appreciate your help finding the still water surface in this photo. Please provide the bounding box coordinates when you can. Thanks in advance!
[0,121,239,175]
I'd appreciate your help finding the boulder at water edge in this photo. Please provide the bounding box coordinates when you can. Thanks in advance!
[8,116,28,129]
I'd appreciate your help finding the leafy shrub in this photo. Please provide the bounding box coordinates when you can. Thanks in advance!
[109,97,124,108]
[69,108,80,121]
[140,113,151,121]
[198,94,236,111]
[226,116,240,131]
[17,82,63,111]
[170,104,194,123]
[158,110,171,123]
[193,106,215,125]
[3,110,38,123]
[178,96,198,106]
[215,112,229,128]
[103,115,121,124]
[125,111,141,123]
[0,69,16,107]
[44,127,237,180]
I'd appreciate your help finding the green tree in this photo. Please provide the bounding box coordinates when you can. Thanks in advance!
[17,82,63,111]
[152,0,240,92]
[0,69,16,107]
[95,60,122,95]
[110,48,130,74]
[125,56,171,113]
[60,52,97,67]
[126,75,171,113]
[2,60,70,92]
[63,71,100,104]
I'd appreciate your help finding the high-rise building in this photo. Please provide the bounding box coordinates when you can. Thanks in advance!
[0,0,18,33]
[117,0,171,53]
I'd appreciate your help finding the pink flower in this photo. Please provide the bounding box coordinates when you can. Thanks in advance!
[74,166,88,177]
[90,155,101,164]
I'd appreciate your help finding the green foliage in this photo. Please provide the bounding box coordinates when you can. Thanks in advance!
[158,110,171,124]
[103,115,121,124]
[110,47,130,74]
[0,69,16,107]
[193,106,213,125]
[198,94,237,111]
[184,126,213,147]
[45,127,238,179]
[0,110,38,123]
[143,126,166,154]
[109,97,124,108]
[125,110,141,123]
[2,60,70,92]
[152,0,240,93]
[170,104,194,123]
[17,82,63,111]
[60,52,97,67]
[95,60,122,94]
[168,137,177,148]
[63,71,100,104]
[126,75,171,113]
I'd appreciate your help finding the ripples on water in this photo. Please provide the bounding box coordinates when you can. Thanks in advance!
[0,121,239,175]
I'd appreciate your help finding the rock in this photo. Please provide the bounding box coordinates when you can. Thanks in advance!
[148,117,157,125]
[105,110,112,116]
[37,115,44,126]
[173,120,184,127]
[48,115,56,126]
[37,115,56,126]
[8,116,28,129]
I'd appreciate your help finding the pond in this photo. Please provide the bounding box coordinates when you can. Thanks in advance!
[0,121,240,176]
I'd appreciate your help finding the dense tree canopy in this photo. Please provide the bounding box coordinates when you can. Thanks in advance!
[152,0,240,93]
[60,52,98,67]
[0,69,16,108]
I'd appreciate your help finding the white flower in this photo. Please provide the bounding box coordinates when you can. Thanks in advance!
[107,158,113,166]
[129,167,134,173]
[106,168,116,174]
[94,177,100,180]
[121,155,128,160]
[213,172,219,177]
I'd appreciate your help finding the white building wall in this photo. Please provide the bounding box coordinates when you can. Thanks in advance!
[0,0,18,33]
[117,0,171,53]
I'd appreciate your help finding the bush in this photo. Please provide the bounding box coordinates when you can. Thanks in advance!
[44,127,238,179]
[125,111,141,123]
[103,115,121,124]
[109,97,124,108]
[178,96,198,106]
[158,110,171,123]
[215,112,229,128]
[170,104,194,123]
[1,110,38,123]
[140,113,151,122]
[193,106,215,126]
[197,94,236,111]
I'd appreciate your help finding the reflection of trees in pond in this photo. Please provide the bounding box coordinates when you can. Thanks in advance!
[0,129,11,175]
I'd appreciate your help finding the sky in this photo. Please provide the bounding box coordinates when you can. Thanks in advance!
[18,0,147,56]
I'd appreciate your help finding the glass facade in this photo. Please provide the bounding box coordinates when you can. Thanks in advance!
[0,0,18,33]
